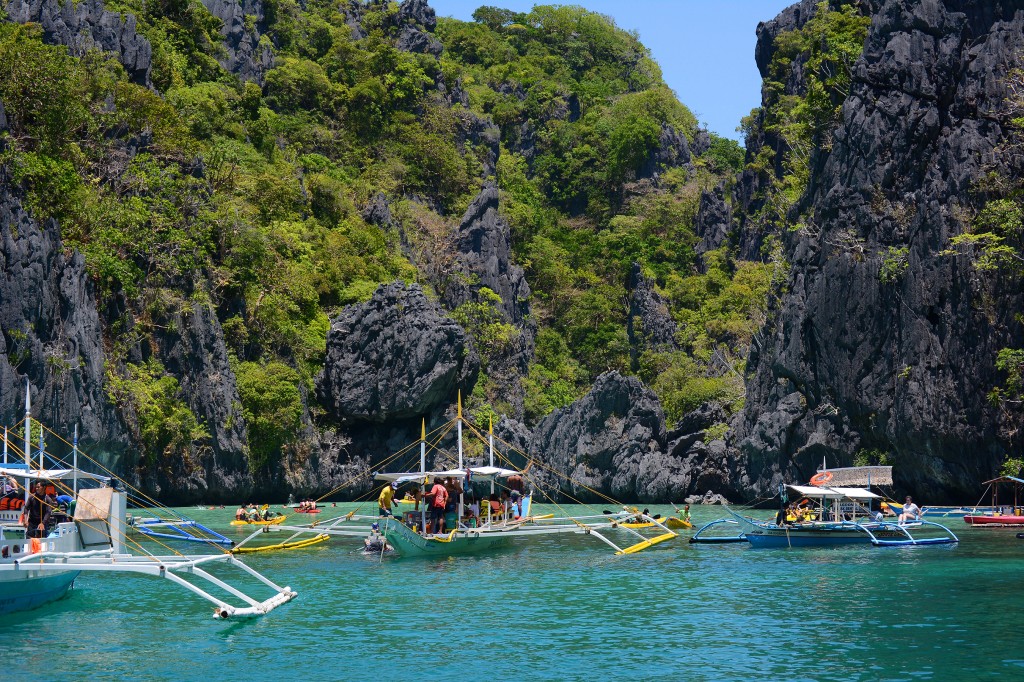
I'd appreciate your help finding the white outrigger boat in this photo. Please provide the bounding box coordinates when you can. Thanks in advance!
[0,384,297,618]
[243,395,679,559]
[701,467,958,548]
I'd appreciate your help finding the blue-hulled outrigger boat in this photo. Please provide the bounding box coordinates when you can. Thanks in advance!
[726,482,959,548]
[695,466,958,548]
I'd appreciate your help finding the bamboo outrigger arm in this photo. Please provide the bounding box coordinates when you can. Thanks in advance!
[12,551,297,619]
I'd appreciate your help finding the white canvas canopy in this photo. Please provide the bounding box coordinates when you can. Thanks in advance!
[0,465,110,482]
[788,485,881,500]
[373,466,521,485]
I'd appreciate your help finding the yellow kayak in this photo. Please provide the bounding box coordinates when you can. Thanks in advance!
[230,515,286,526]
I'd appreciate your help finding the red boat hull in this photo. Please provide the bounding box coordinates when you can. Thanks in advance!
[964,514,1024,527]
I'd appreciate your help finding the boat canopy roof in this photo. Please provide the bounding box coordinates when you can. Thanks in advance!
[813,465,892,487]
[788,484,881,500]
[981,475,1024,486]
[374,466,522,485]
[0,464,110,482]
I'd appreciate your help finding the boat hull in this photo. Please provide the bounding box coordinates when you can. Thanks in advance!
[0,569,79,614]
[744,528,876,548]
[382,520,513,558]
[964,514,1024,527]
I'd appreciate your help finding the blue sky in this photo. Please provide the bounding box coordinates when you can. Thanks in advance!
[429,0,796,141]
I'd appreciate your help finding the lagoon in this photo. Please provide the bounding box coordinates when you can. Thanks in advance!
[2,504,1021,681]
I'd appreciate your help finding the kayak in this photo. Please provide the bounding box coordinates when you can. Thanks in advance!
[620,517,692,529]
[230,515,287,526]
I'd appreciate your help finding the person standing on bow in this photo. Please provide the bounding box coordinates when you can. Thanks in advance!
[22,481,55,539]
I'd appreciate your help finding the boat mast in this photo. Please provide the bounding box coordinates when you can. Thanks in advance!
[489,416,494,497]
[457,390,464,522]
[23,380,30,505]
[73,424,79,495]
[3,426,7,465]
[420,419,426,535]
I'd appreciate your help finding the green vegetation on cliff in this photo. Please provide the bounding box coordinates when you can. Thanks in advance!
[0,0,779,471]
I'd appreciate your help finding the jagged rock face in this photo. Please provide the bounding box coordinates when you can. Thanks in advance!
[530,372,672,502]
[637,123,691,180]
[316,282,479,422]
[438,184,535,415]
[3,0,152,86]
[735,0,1024,501]
[393,0,442,55]
[151,287,252,496]
[0,177,131,471]
[626,263,677,367]
[694,185,732,261]
[442,185,532,331]
[200,0,274,83]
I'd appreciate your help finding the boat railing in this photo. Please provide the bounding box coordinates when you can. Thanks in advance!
[689,518,747,544]
[851,519,959,546]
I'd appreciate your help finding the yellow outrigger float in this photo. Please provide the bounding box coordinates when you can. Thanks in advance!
[241,393,679,558]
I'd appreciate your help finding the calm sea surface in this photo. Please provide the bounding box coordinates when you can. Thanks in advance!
[2,503,1021,681]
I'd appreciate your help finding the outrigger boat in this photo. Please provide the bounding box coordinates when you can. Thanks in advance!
[963,476,1024,527]
[244,394,679,558]
[0,384,296,618]
[704,466,958,548]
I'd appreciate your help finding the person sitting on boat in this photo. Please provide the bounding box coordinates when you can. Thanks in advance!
[378,481,399,517]
[680,505,692,523]
[235,505,247,521]
[898,496,922,524]
[22,481,55,538]
[246,504,260,522]
[465,491,480,526]
[487,493,502,521]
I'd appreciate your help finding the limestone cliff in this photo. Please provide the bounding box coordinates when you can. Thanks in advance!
[732,0,1024,500]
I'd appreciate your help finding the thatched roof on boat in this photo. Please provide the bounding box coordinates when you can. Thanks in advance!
[813,466,892,487]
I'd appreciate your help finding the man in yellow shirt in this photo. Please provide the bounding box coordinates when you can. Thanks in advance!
[378,482,399,517]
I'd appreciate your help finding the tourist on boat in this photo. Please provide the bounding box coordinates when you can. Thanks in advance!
[378,481,399,517]
[680,505,692,523]
[443,476,462,513]
[22,481,55,538]
[510,490,523,520]
[246,504,260,522]
[427,477,448,534]
[235,505,246,521]
[507,474,524,494]
[488,493,502,521]
[2,475,17,500]
[465,491,481,526]
[898,496,922,524]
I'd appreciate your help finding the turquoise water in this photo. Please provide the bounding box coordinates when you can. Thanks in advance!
[3,504,1022,681]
